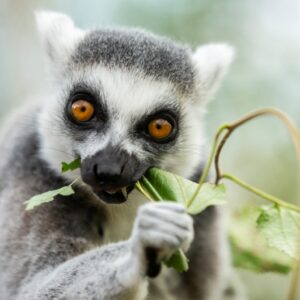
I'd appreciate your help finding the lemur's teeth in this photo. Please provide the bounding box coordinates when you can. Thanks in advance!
[121,187,128,199]
[106,190,117,195]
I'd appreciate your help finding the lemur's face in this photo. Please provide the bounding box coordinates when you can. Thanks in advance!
[36,11,233,204]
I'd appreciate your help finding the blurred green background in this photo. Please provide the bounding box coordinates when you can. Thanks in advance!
[1,0,300,299]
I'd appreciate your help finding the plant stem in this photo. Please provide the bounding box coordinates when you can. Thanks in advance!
[140,176,163,201]
[214,108,300,190]
[135,181,153,201]
[222,173,300,213]
[288,260,300,300]
[186,124,229,208]
[210,108,300,300]
[214,129,231,183]
[70,177,80,186]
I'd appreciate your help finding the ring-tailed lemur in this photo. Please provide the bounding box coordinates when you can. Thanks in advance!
[0,11,240,300]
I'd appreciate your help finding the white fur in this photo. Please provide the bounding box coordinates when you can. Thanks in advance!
[38,66,207,180]
[35,11,85,74]
[103,189,148,243]
[192,43,235,103]
[101,201,194,300]
[130,202,194,263]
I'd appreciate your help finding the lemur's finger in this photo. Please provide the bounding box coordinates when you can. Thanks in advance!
[139,216,192,241]
[142,202,186,213]
[138,228,182,249]
[134,202,195,255]
[139,211,192,231]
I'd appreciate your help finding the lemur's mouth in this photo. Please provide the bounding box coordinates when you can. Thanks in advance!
[80,146,150,204]
[92,185,135,204]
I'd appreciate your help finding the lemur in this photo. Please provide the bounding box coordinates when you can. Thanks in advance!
[0,11,237,300]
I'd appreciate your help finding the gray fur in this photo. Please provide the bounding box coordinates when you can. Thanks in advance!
[0,11,243,300]
[72,28,195,94]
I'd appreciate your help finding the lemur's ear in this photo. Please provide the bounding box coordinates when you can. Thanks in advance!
[192,44,234,102]
[35,11,84,67]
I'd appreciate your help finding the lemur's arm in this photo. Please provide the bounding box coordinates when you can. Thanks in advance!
[20,242,143,300]
[17,202,193,300]
[180,207,227,300]
[169,168,228,300]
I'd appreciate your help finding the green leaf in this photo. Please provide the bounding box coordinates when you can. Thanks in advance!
[231,239,291,274]
[136,168,227,273]
[139,168,226,214]
[257,205,300,260]
[164,249,189,272]
[24,185,75,211]
[230,207,292,274]
[187,183,226,215]
[61,158,81,173]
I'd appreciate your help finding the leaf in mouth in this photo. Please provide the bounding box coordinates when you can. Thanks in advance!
[136,167,226,215]
[24,185,75,211]
[61,158,81,173]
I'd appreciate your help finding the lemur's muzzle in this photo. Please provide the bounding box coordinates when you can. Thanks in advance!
[81,146,150,204]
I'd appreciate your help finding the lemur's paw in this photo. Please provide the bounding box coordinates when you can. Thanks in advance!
[131,202,194,259]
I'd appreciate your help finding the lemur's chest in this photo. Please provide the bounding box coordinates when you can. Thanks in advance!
[102,190,148,243]
[93,191,179,300]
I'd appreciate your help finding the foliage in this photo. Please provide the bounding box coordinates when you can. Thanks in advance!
[24,185,74,211]
[257,205,300,260]
[230,207,292,273]
[136,168,226,214]
[61,158,81,173]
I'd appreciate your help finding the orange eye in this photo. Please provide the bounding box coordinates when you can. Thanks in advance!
[148,118,173,140]
[71,100,95,122]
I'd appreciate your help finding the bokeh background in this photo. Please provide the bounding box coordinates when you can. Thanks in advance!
[1,0,300,299]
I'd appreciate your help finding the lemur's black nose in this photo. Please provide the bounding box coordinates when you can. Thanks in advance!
[80,145,150,204]
[93,161,125,187]
[81,147,128,190]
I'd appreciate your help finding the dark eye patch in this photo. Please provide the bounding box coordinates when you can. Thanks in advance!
[134,106,180,145]
[65,83,108,130]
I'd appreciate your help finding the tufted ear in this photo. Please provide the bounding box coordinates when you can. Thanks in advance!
[192,43,234,103]
[35,11,84,68]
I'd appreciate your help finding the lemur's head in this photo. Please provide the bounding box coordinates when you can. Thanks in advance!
[36,11,234,204]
